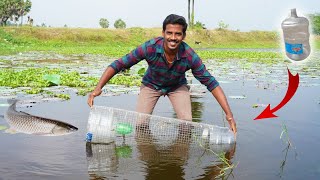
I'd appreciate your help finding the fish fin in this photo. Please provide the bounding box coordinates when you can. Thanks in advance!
[18,111,33,116]
[7,99,18,105]
[32,132,54,136]
[4,128,17,134]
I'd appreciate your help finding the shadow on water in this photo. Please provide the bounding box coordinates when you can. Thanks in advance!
[86,126,237,180]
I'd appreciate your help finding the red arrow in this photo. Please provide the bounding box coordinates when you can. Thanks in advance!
[254,68,299,120]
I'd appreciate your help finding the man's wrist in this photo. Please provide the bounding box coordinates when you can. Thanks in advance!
[226,114,234,121]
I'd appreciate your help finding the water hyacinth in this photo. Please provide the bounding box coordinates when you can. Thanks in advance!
[198,51,281,60]
[0,125,7,131]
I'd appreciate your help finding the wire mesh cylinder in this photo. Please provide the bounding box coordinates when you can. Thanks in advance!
[86,106,235,145]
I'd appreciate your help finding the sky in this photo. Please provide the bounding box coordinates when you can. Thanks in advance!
[27,0,320,32]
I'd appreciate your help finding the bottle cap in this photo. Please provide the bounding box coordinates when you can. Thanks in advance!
[290,8,298,18]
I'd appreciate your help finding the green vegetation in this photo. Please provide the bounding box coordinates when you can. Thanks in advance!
[309,13,320,35]
[0,67,142,97]
[0,26,294,58]
[0,26,318,97]
[99,18,109,28]
[109,74,142,87]
[0,0,32,26]
[0,68,95,88]
[198,51,280,60]
[114,19,126,29]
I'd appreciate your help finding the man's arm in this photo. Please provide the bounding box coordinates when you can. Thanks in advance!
[211,86,237,134]
[87,67,116,107]
[188,48,236,135]
[87,40,150,107]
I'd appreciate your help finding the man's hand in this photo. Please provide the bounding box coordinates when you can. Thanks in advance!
[226,115,237,136]
[87,88,102,107]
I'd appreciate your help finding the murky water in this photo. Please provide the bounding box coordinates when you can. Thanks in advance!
[0,50,320,179]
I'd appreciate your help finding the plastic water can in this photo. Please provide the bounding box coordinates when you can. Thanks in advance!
[209,126,234,144]
[281,8,310,61]
[86,106,115,143]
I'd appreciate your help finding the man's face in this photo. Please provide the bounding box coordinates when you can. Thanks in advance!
[162,24,185,51]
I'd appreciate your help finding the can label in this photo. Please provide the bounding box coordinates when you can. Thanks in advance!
[86,132,93,142]
[285,43,303,54]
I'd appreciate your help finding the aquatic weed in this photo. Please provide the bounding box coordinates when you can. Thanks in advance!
[278,121,298,179]
[194,132,238,179]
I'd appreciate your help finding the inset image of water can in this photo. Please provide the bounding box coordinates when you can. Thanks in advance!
[281,8,311,61]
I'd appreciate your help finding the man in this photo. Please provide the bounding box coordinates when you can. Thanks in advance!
[87,14,237,134]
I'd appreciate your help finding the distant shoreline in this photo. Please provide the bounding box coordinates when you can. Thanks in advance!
[1,27,319,59]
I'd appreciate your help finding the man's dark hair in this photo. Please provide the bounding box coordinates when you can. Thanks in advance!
[163,14,188,35]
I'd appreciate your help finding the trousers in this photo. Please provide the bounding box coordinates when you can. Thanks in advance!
[136,84,192,121]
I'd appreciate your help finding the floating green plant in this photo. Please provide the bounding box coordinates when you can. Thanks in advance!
[0,68,96,88]
[76,87,95,96]
[0,125,7,131]
[0,67,144,98]
[53,93,70,100]
[198,51,281,60]
[108,74,142,87]
[43,74,61,86]
[137,67,146,77]
[25,88,44,94]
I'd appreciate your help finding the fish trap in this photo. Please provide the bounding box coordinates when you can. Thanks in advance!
[86,106,235,146]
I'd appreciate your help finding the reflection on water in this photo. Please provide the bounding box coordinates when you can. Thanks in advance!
[171,97,205,122]
[0,51,319,179]
[191,98,205,123]
[86,126,236,180]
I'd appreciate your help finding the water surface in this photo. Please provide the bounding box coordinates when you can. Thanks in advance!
[0,50,319,180]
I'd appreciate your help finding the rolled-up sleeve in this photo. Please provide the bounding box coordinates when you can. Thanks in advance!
[109,43,147,73]
[191,54,219,92]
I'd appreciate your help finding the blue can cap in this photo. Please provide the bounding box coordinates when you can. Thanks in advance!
[86,132,93,142]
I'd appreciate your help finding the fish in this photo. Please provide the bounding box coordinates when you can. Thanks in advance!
[4,99,78,136]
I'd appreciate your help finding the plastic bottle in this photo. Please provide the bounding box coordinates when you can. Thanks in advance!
[281,8,310,61]
[86,106,115,143]
[209,127,235,144]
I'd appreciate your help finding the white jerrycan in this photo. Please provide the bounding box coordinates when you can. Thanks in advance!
[281,8,311,61]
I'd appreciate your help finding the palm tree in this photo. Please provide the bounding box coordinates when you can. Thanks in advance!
[188,0,191,25]
[191,0,195,27]
[187,0,195,27]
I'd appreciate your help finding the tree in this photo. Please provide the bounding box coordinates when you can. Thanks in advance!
[218,20,229,30]
[191,0,194,26]
[0,0,32,26]
[187,0,190,25]
[114,19,126,29]
[308,13,320,35]
[187,0,195,28]
[99,18,109,28]
[194,21,206,29]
